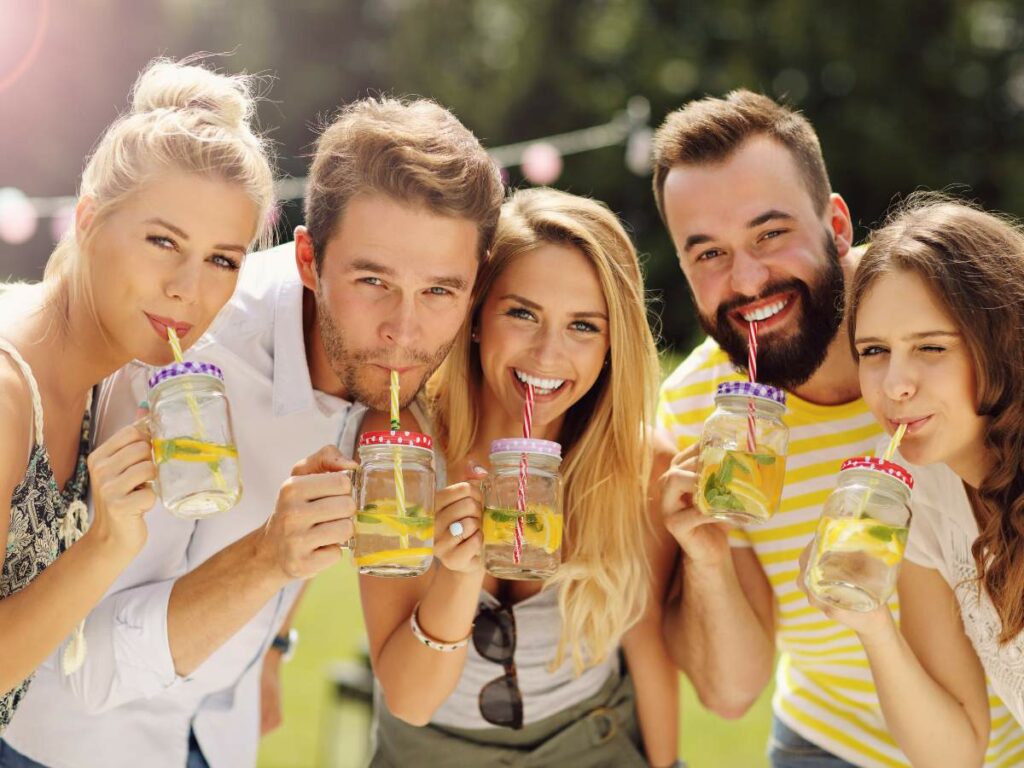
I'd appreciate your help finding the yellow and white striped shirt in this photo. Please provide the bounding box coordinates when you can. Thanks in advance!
[658,337,1024,768]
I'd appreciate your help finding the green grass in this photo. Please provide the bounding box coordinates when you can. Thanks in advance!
[257,562,772,768]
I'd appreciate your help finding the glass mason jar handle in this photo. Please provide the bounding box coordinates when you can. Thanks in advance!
[340,468,358,551]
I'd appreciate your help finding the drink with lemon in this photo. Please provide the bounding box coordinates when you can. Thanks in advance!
[482,438,563,580]
[148,361,242,519]
[353,431,436,577]
[805,457,914,612]
[696,382,789,525]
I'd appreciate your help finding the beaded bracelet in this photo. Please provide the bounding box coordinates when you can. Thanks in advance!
[409,603,471,653]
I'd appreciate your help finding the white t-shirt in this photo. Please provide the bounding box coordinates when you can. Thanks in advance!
[904,458,1024,729]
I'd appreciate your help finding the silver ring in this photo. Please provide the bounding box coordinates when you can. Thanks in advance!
[448,521,465,539]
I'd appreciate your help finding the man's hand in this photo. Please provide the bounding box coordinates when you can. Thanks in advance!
[256,445,358,583]
[660,443,732,567]
[259,650,283,736]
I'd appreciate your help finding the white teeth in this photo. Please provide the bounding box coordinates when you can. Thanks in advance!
[741,298,788,322]
[514,369,566,393]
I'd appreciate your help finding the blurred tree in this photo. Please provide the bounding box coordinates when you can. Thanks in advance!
[2,0,1024,351]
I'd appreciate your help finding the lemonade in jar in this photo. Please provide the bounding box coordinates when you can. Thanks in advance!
[805,457,913,612]
[352,431,435,577]
[696,382,789,524]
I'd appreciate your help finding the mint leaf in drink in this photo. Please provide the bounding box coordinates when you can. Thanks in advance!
[357,513,381,524]
[867,525,894,542]
[753,453,776,465]
[892,528,909,547]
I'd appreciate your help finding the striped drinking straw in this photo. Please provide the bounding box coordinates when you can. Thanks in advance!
[513,383,535,565]
[747,320,759,452]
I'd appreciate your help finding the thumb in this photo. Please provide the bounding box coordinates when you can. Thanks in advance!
[133,401,151,438]
[291,445,359,477]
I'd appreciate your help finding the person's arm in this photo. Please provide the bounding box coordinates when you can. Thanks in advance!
[260,583,307,735]
[361,474,486,726]
[0,373,154,696]
[165,445,357,676]
[660,439,776,718]
[621,434,681,768]
[800,553,990,767]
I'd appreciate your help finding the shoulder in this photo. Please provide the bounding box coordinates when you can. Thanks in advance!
[660,337,737,397]
[0,354,35,510]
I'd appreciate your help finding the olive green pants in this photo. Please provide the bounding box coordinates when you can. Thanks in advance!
[369,669,647,768]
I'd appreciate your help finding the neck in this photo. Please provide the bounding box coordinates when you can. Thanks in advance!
[947,440,995,492]
[789,253,864,406]
[302,288,348,399]
[5,283,128,407]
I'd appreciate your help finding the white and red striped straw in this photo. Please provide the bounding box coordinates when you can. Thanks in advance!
[513,383,535,564]
[747,320,758,452]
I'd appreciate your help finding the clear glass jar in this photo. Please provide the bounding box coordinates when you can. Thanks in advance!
[353,431,435,578]
[805,457,913,612]
[482,438,563,581]
[148,361,241,519]
[695,382,789,525]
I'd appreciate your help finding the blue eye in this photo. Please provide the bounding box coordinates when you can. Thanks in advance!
[570,321,599,333]
[507,307,535,320]
[427,286,452,297]
[210,254,240,272]
[857,346,887,358]
[920,345,946,353]
[696,248,722,262]
[147,235,176,250]
[359,277,384,287]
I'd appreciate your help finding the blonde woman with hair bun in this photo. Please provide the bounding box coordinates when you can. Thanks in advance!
[359,187,682,767]
[0,55,274,737]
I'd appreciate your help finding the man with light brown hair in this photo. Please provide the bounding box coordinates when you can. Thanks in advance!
[653,90,1024,767]
[4,97,504,768]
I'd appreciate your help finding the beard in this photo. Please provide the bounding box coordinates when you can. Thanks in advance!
[697,231,845,390]
[315,290,455,411]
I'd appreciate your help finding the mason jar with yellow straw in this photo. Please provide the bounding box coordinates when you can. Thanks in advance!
[147,329,241,518]
[805,424,912,611]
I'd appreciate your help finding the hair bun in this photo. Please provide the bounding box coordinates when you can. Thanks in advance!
[130,58,256,131]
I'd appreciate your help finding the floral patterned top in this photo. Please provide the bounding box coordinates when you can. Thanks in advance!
[0,338,90,733]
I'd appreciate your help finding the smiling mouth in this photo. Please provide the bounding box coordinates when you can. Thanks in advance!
[513,368,567,396]
[735,293,795,324]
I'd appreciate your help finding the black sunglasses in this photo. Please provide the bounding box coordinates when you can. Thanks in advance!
[473,604,523,729]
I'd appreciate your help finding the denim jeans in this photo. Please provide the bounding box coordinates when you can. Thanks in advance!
[0,741,46,768]
[1,735,209,768]
[187,730,211,768]
[768,717,859,768]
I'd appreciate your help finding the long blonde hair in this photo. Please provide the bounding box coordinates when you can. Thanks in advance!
[433,187,661,673]
[42,56,276,333]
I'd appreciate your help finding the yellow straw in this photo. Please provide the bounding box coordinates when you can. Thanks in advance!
[884,423,908,461]
[165,328,227,491]
[389,370,407,519]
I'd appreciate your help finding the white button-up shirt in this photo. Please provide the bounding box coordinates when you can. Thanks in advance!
[5,244,369,768]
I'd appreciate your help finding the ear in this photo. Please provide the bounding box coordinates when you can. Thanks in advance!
[827,193,855,258]
[74,196,97,245]
[294,225,318,292]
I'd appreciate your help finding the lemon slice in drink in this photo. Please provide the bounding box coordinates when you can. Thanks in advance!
[523,509,563,554]
[355,547,432,568]
[820,519,905,566]
[727,478,771,520]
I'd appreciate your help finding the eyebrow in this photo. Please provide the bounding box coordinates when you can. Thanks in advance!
[349,258,468,291]
[499,293,608,320]
[145,217,247,254]
[854,330,962,344]
[682,209,796,253]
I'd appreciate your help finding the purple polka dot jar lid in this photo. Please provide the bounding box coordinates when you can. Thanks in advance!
[148,361,224,391]
[489,438,562,458]
[714,381,787,407]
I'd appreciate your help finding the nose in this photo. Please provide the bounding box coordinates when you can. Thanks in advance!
[729,248,771,299]
[882,354,917,403]
[379,292,420,349]
[530,322,564,368]
[165,260,201,304]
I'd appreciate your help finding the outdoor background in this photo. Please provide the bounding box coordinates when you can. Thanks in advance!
[3,1,1024,766]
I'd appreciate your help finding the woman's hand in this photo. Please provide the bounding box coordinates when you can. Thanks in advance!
[660,444,732,567]
[432,465,487,575]
[796,539,897,643]
[87,420,156,554]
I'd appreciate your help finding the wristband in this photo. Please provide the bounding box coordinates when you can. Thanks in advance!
[409,603,471,652]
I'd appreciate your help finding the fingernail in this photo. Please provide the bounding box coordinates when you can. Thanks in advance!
[472,463,487,475]
[138,400,149,410]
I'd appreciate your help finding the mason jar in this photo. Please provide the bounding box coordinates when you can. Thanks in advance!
[482,438,563,581]
[805,456,914,612]
[148,361,241,519]
[695,381,789,525]
[353,431,435,578]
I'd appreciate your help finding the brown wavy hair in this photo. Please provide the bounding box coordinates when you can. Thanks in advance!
[849,192,1024,642]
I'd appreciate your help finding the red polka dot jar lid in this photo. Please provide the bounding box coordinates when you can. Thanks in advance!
[840,457,914,490]
[359,431,433,451]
